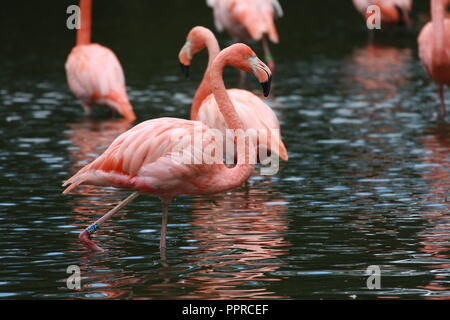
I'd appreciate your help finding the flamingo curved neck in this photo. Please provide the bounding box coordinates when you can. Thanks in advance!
[210,55,244,131]
[431,0,446,66]
[76,0,92,46]
[207,50,254,187]
[191,32,220,120]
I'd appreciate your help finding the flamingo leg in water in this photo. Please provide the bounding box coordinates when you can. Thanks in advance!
[438,85,447,118]
[160,200,170,250]
[262,36,275,73]
[78,191,140,251]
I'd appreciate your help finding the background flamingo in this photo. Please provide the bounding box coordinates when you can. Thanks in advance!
[184,187,290,299]
[63,44,272,252]
[65,0,136,121]
[206,0,283,72]
[352,0,413,28]
[179,26,288,163]
[418,0,450,117]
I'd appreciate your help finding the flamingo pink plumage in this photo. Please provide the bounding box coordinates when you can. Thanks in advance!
[63,44,273,251]
[206,0,283,72]
[179,26,288,162]
[353,0,413,27]
[65,0,136,121]
[418,0,450,117]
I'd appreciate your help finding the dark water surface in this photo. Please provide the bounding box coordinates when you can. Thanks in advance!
[1,1,450,299]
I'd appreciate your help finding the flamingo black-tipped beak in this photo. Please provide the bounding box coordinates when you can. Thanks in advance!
[260,75,272,97]
[180,63,190,79]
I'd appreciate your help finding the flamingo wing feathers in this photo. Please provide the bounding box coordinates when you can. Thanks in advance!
[63,118,216,196]
[197,89,288,161]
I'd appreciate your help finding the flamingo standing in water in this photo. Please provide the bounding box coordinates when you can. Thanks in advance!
[352,0,413,28]
[418,0,450,118]
[206,0,283,72]
[178,26,288,163]
[63,44,272,251]
[65,0,136,121]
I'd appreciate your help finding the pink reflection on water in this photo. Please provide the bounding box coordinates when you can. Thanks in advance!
[345,43,412,100]
[66,119,132,173]
[417,123,450,299]
[178,184,291,299]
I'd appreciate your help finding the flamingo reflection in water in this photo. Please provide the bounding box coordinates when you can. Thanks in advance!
[345,44,413,102]
[64,183,290,299]
[417,123,450,299]
[177,185,290,299]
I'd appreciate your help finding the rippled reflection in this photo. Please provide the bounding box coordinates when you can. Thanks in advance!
[418,123,450,299]
[180,186,290,299]
[344,43,413,101]
[107,184,291,300]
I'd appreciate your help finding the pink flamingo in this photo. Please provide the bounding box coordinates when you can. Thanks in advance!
[179,26,288,163]
[65,0,136,121]
[352,0,413,27]
[206,0,283,72]
[418,0,450,118]
[63,44,272,251]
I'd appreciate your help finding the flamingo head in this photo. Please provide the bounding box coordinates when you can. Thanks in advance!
[224,43,273,97]
[248,54,273,97]
[178,27,213,78]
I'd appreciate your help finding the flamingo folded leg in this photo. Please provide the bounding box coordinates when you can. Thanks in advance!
[78,192,140,251]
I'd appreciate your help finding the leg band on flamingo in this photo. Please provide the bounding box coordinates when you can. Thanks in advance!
[86,222,99,235]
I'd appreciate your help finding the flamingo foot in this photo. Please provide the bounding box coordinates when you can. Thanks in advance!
[79,230,104,252]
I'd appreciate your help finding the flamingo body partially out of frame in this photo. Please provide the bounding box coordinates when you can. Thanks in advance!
[207,0,283,72]
[418,0,450,117]
[352,0,413,27]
